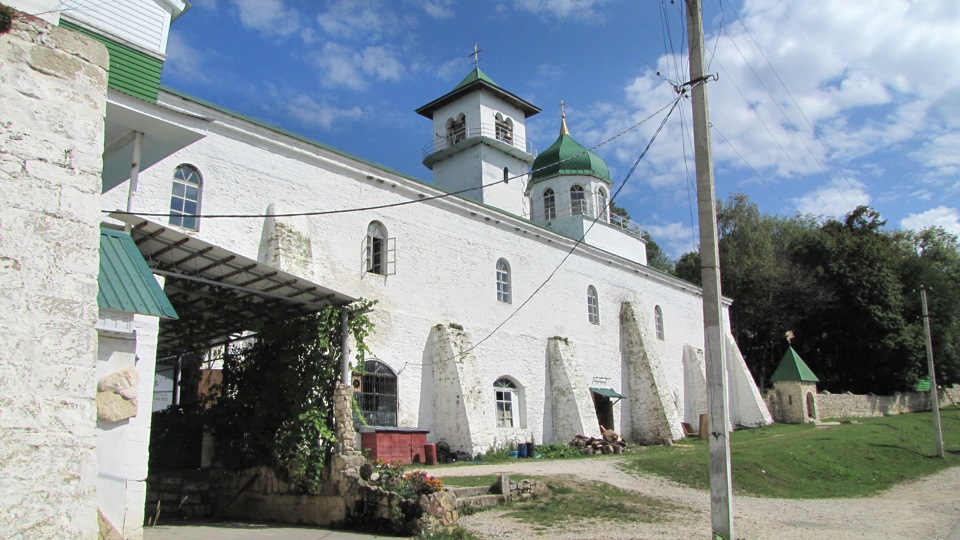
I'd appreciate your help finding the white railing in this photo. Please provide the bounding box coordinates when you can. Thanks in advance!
[422,124,537,158]
[531,201,645,239]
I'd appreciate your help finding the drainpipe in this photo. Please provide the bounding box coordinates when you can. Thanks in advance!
[340,308,351,385]
[125,131,144,232]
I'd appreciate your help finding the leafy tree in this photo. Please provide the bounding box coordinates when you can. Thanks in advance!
[609,200,674,274]
[206,300,375,491]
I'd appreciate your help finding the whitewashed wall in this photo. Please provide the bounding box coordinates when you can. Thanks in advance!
[0,17,108,539]
[103,90,767,452]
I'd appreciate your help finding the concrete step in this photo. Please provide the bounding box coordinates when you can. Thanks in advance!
[454,494,508,510]
[444,486,492,499]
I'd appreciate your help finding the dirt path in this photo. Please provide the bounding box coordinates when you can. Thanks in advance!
[421,458,960,539]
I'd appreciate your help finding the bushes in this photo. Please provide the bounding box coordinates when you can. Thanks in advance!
[363,459,444,499]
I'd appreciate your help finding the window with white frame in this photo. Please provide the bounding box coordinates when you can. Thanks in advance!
[655,305,665,340]
[570,185,586,215]
[543,188,556,220]
[496,258,511,303]
[366,221,387,275]
[170,164,202,230]
[597,187,609,221]
[355,360,398,427]
[494,377,518,428]
[587,285,600,324]
[495,113,513,144]
[447,113,466,144]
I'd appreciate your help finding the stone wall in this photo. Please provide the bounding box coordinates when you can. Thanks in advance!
[815,386,960,420]
[0,12,108,539]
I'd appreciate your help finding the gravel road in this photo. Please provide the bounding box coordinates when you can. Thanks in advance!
[422,458,960,539]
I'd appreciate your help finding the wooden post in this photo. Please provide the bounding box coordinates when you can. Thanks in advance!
[685,0,734,537]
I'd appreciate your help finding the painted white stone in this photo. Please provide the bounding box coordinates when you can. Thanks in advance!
[545,337,600,442]
[725,334,774,427]
[0,17,106,539]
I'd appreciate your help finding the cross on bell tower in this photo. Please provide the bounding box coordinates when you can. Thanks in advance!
[468,43,483,67]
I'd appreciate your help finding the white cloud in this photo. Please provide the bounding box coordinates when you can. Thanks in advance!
[513,0,605,18]
[419,0,455,19]
[280,94,365,130]
[901,206,960,236]
[792,179,871,219]
[595,0,960,214]
[313,43,406,90]
[639,221,697,259]
[230,0,302,37]
[317,0,417,41]
[163,32,210,85]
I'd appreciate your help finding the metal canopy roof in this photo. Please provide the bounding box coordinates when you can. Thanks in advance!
[99,226,178,319]
[108,215,356,359]
[590,387,627,399]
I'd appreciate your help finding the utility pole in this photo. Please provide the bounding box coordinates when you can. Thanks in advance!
[920,287,944,458]
[685,0,734,538]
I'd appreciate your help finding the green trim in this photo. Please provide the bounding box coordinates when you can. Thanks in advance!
[99,227,178,319]
[770,346,818,383]
[60,20,162,103]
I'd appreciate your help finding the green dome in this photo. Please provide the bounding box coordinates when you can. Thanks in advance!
[530,119,611,185]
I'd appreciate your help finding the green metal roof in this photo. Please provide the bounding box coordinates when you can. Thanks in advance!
[415,69,540,119]
[453,68,499,90]
[770,346,818,383]
[529,124,612,185]
[590,387,626,399]
[61,20,163,103]
[99,227,178,319]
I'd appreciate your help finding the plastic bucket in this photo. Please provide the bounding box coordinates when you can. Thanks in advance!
[510,450,519,459]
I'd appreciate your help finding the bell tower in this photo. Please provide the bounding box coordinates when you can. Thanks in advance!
[416,58,540,217]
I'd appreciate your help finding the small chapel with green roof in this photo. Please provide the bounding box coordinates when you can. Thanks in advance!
[769,345,820,423]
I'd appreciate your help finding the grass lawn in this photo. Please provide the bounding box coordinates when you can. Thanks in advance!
[622,407,960,498]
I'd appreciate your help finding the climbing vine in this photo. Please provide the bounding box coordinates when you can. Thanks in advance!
[205,300,376,492]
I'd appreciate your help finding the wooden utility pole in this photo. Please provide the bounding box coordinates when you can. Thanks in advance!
[920,287,944,458]
[685,0,734,537]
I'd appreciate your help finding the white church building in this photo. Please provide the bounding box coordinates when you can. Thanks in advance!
[101,64,773,453]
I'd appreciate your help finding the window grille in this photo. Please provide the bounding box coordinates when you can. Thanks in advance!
[355,360,398,427]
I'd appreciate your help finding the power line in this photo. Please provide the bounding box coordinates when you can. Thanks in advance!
[401,95,684,370]
[710,122,790,209]
[104,97,682,220]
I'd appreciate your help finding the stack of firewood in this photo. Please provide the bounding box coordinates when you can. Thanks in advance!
[569,427,628,455]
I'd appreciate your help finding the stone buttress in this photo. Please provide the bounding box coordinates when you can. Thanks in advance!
[545,337,599,443]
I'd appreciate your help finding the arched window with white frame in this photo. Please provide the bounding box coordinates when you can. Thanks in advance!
[494,377,519,428]
[543,188,556,221]
[587,285,600,324]
[495,113,513,144]
[496,258,511,304]
[570,185,586,215]
[170,164,202,230]
[366,221,387,275]
[655,305,665,340]
[447,113,466,144]
[597,187,609,222]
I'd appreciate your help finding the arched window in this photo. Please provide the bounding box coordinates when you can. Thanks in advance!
[355,360,398,427]
[543,188,556,220]
[494,377,518,428]
[654,305,665,340]
[587,285,600,324]
[170,164,201,230]
[496,258,511,304]
[597,187,609,222]
[447,113,466,144]
[495,113,513,144]
[366,221,387,275]
[570,185,586,215]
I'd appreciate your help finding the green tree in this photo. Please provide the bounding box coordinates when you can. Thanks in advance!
[206,300,375,491]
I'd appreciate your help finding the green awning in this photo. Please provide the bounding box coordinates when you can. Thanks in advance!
[99,226,178,319]
[590,387,626,399]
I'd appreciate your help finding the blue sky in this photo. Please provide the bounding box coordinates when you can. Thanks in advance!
[164,0,960,257]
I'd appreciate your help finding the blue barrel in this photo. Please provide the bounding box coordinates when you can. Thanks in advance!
[518,444,528,458]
